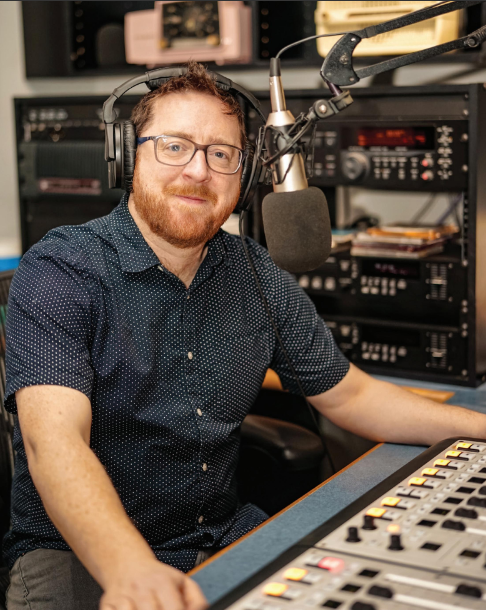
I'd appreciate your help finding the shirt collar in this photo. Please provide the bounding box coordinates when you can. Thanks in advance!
[206,229,233,268]
[109,194,232,273]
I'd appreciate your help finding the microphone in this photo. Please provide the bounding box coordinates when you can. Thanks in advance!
[261,58,332,273]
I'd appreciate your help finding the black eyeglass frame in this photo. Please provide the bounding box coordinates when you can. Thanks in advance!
[137,135,246,175]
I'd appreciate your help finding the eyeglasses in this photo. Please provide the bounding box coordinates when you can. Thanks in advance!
[136,134,245,175]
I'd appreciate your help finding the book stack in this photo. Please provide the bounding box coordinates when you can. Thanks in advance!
[351,225,458,259]
[331,230,355,254]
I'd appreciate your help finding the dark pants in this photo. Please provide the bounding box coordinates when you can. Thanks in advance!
[6,548,213,609]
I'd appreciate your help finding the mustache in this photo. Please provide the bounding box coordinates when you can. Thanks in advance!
[164,184,218,205]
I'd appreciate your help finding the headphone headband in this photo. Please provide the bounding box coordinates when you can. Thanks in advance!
[103,67,265,128]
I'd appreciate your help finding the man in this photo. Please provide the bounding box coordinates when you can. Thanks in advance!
[3,62,486,610]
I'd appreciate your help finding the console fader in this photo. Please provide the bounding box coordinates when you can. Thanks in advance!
[211,438,486,610]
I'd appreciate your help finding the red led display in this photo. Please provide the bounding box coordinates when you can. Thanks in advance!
[356,127,433,149]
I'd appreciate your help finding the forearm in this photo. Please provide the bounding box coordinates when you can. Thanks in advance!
[311,366,486,445]
[27,436,157,590]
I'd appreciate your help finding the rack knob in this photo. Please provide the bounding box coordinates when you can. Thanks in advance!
[421,170,434,181]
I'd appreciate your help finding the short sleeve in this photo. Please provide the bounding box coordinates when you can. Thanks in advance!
[248,241,350,396]
[4,238,95,414]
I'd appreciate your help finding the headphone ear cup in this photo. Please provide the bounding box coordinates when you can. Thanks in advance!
[235,140,264,214]
[235,140,256,214]
[122,121,137,192]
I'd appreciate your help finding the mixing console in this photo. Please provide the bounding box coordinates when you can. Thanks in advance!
[211,438,486,610]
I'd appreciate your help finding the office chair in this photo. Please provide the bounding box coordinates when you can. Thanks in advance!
[0,270,15,607]
[237,374,327,517]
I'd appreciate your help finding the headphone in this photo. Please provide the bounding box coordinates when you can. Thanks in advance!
[103,66,267,213]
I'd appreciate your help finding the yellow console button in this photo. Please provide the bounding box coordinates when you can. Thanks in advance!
[381,497,400,507]
[409,477,426,486]
[445,451,461,458]
[456,442,472,450]
[434,459,450,467]
[367,507,386,518]
[422,468,439,477]
[284,568,308,581]
[263,583,288,597]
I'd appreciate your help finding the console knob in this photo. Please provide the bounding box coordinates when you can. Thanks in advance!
[341,152,370,181]
[442,519,466,531]
[456,583,482,598]
[455,508,478,519]
[362,514,377,530]
[346,526,361,543]
[468,496,486,508]
[351,602,376,610]
[388,534,404,551]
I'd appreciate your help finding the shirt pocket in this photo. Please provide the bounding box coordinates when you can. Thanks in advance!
[214,331,272,422]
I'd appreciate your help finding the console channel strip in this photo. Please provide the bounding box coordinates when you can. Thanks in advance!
[211,438,486,610]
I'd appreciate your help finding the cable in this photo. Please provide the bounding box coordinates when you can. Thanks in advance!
[435,193,463,225]
[276,30,356,59]
[238,212,337,475]
[410,193,438,224]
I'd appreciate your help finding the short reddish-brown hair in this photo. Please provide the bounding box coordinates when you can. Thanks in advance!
[131,60,247,147]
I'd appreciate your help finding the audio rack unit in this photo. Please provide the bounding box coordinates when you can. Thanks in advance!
[249,85,486,386]
[14,95,142,251]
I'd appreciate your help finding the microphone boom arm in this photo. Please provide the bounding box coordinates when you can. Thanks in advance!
[321,1,485,86]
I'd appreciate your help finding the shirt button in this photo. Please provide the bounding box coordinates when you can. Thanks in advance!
[198,515,204,524]
[187,294,190,300]
[202,463,208,472]
[197,408,202,416]
[188,352,193,360]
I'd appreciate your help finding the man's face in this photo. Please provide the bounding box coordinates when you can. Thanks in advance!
[131,91,242,249]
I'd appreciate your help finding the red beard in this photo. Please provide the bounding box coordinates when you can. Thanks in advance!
[132,167,239,249]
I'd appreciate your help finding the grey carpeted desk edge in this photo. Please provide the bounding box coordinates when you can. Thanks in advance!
[192,376,486,604]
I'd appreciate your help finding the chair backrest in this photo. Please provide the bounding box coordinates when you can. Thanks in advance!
[0,271,15,540]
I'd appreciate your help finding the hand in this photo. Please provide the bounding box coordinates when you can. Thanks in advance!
[100,558,208,610]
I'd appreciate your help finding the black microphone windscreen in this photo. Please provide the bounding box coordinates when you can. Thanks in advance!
[262,186,331,273]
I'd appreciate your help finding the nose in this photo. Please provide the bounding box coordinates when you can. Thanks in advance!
[181,149,211,183]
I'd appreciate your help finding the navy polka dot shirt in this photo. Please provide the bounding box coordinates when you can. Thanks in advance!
[3,194,349,572]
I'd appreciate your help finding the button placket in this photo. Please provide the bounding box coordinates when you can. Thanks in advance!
[183,289,196,374]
